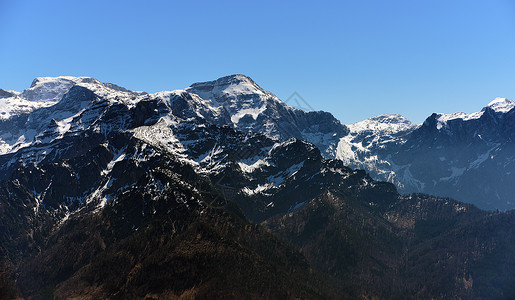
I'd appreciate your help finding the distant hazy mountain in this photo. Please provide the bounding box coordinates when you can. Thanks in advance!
[337,98,515,211]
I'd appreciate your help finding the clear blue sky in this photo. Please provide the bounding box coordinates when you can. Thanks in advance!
[1,0,514,123]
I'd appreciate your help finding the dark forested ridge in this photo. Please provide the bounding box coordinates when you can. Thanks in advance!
[264,193,515,299]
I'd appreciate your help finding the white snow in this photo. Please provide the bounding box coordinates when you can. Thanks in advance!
[436,111,484,129]
[230,105,266,123]
[56,116,73,135]
[0,129,38,155]
[241,183,274,195]
[435,98,514,130]
[17,76,143,107]
[101,151,126,176]
[347,114,416,134]
[335,114,417,186]
[20,77,79,102]
[238,159,269,173]
[487,97,515,113]
[187,74,266,101]
[133,117,186,155]
[0,96,56,119]
[185,74,287,129]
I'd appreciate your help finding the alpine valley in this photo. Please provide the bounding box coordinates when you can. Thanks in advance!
[0,75,513,299]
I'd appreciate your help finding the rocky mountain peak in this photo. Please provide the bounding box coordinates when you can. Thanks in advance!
[484,97,514,113]
[186,74,267,104]
[22,76,101,102]
[189,74,259,90]
[369,114,412,124]
[423,98,513,129]
[348,113,416,134]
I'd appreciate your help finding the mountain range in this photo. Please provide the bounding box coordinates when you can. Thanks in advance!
[0,75,513,299]
[337,98,515,211]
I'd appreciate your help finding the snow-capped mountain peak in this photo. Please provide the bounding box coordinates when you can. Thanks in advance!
[434,111,483,130]
[336,114,417,178]
[20,76,95,102]
[187,74,266,101]
[186,74,348,157]
[185,74,274,115]
[431,97,514,130]
[347,114,416,134]
[18,76,146,104]
[485,97,514,113]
